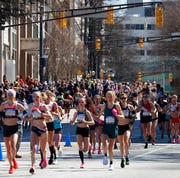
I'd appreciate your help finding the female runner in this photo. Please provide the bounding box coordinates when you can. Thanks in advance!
[118,93,136,168]
[0,89,26,174]
[100,90,124,171]
[53,105,64,159]
[137,95,155,149]
[28,91,52,174]
[44,90,59,165]
[70,97,94,168]
[94,94,103,154]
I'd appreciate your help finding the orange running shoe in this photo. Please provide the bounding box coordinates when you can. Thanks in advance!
[13,159,19,169]
[9,166,14,174]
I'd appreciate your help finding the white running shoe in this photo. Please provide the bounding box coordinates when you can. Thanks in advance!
[53,159,58,165]
[58,147,63,157]
[109,164,114,171]
[103,156,108,165]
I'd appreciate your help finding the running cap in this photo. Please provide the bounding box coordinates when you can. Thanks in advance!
[7,89,16,97]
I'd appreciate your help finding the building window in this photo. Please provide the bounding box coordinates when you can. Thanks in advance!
[125,24,144,30]
[12,32,17,60]
[147,24,155,30]
[12,33,17,49]
[12,49,17,60]
[135,24,144,30]
[125,24,131,30]
[144,7,155,17]
[147,50,152,56]
[140,50,145,56]
[12,17,17,30]
[33,24,38,38]
[3,44,9,60]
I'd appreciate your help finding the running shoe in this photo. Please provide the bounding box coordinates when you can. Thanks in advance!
[29,166,36,174]
[48,158,54,165]
[58,146,63,157]
[80,163,85,168]
[40,159,47,169]
[88,150,92,158]
[121,158,126,168]
[9,166,14,174]
[53,159,58,165]
[125,156,130,165]
[102,156,108,165]
[144,142,148,149]
[152,139,156,145]
[172,138,176,144]
[16,154,22,158]
[175,137,179,143]
[98,148,101,154]
[109,164,114,171]
[13,159,18,169]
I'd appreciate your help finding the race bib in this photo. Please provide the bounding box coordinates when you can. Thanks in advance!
[105,116,115,124]
[143,111,151,117]
[77,113,85,123]
[32,110,41,118]
[5,109,16,117]
[123,110,129,118]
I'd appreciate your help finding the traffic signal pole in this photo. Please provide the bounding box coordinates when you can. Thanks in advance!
[39,1,44,82]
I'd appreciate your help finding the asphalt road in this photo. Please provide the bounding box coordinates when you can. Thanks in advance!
[0,141,180,178]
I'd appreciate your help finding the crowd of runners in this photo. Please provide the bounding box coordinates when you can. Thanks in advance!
[0,76,179,174]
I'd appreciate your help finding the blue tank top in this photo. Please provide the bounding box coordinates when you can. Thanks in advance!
[104,104,118,125]
[54,118,62,129]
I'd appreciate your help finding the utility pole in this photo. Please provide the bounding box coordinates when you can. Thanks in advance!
[39,0,44,82]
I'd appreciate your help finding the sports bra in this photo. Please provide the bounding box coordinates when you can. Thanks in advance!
[170,104,178,112]
[120,104,132,119]
[31,103,44,120]
[77,110,88,124]
[3,102,18,118]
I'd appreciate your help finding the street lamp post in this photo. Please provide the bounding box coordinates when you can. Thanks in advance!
[39,0,44,82]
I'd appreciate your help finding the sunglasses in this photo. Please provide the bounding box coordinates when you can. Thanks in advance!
[79,100,85,104]
[33,95,40,99]
[120,97,127,100]
[7,93,13,96]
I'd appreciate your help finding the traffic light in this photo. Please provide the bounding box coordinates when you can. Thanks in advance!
[168,72,173,83]
[107,7,114,25]
[96,38,101,51]
[156,5,163,27]
[59,11,67,29]
[138,37,144,48]
[107,74,111,81]
[100,72,104,80]
[138,72,141,81]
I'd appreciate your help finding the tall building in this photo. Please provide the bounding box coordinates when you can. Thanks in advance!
[0,1,41,83]
[127,0,144,16]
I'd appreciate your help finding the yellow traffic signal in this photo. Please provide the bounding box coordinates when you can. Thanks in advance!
[138,72,141,81]
[107,7,114,25]
[96,38,101,51]
[156,5,163,27]
[138,37,144,48]
[168,72,173,83]
[107,74,111,81]
[59,11,67,29]
[100,72,104,80]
